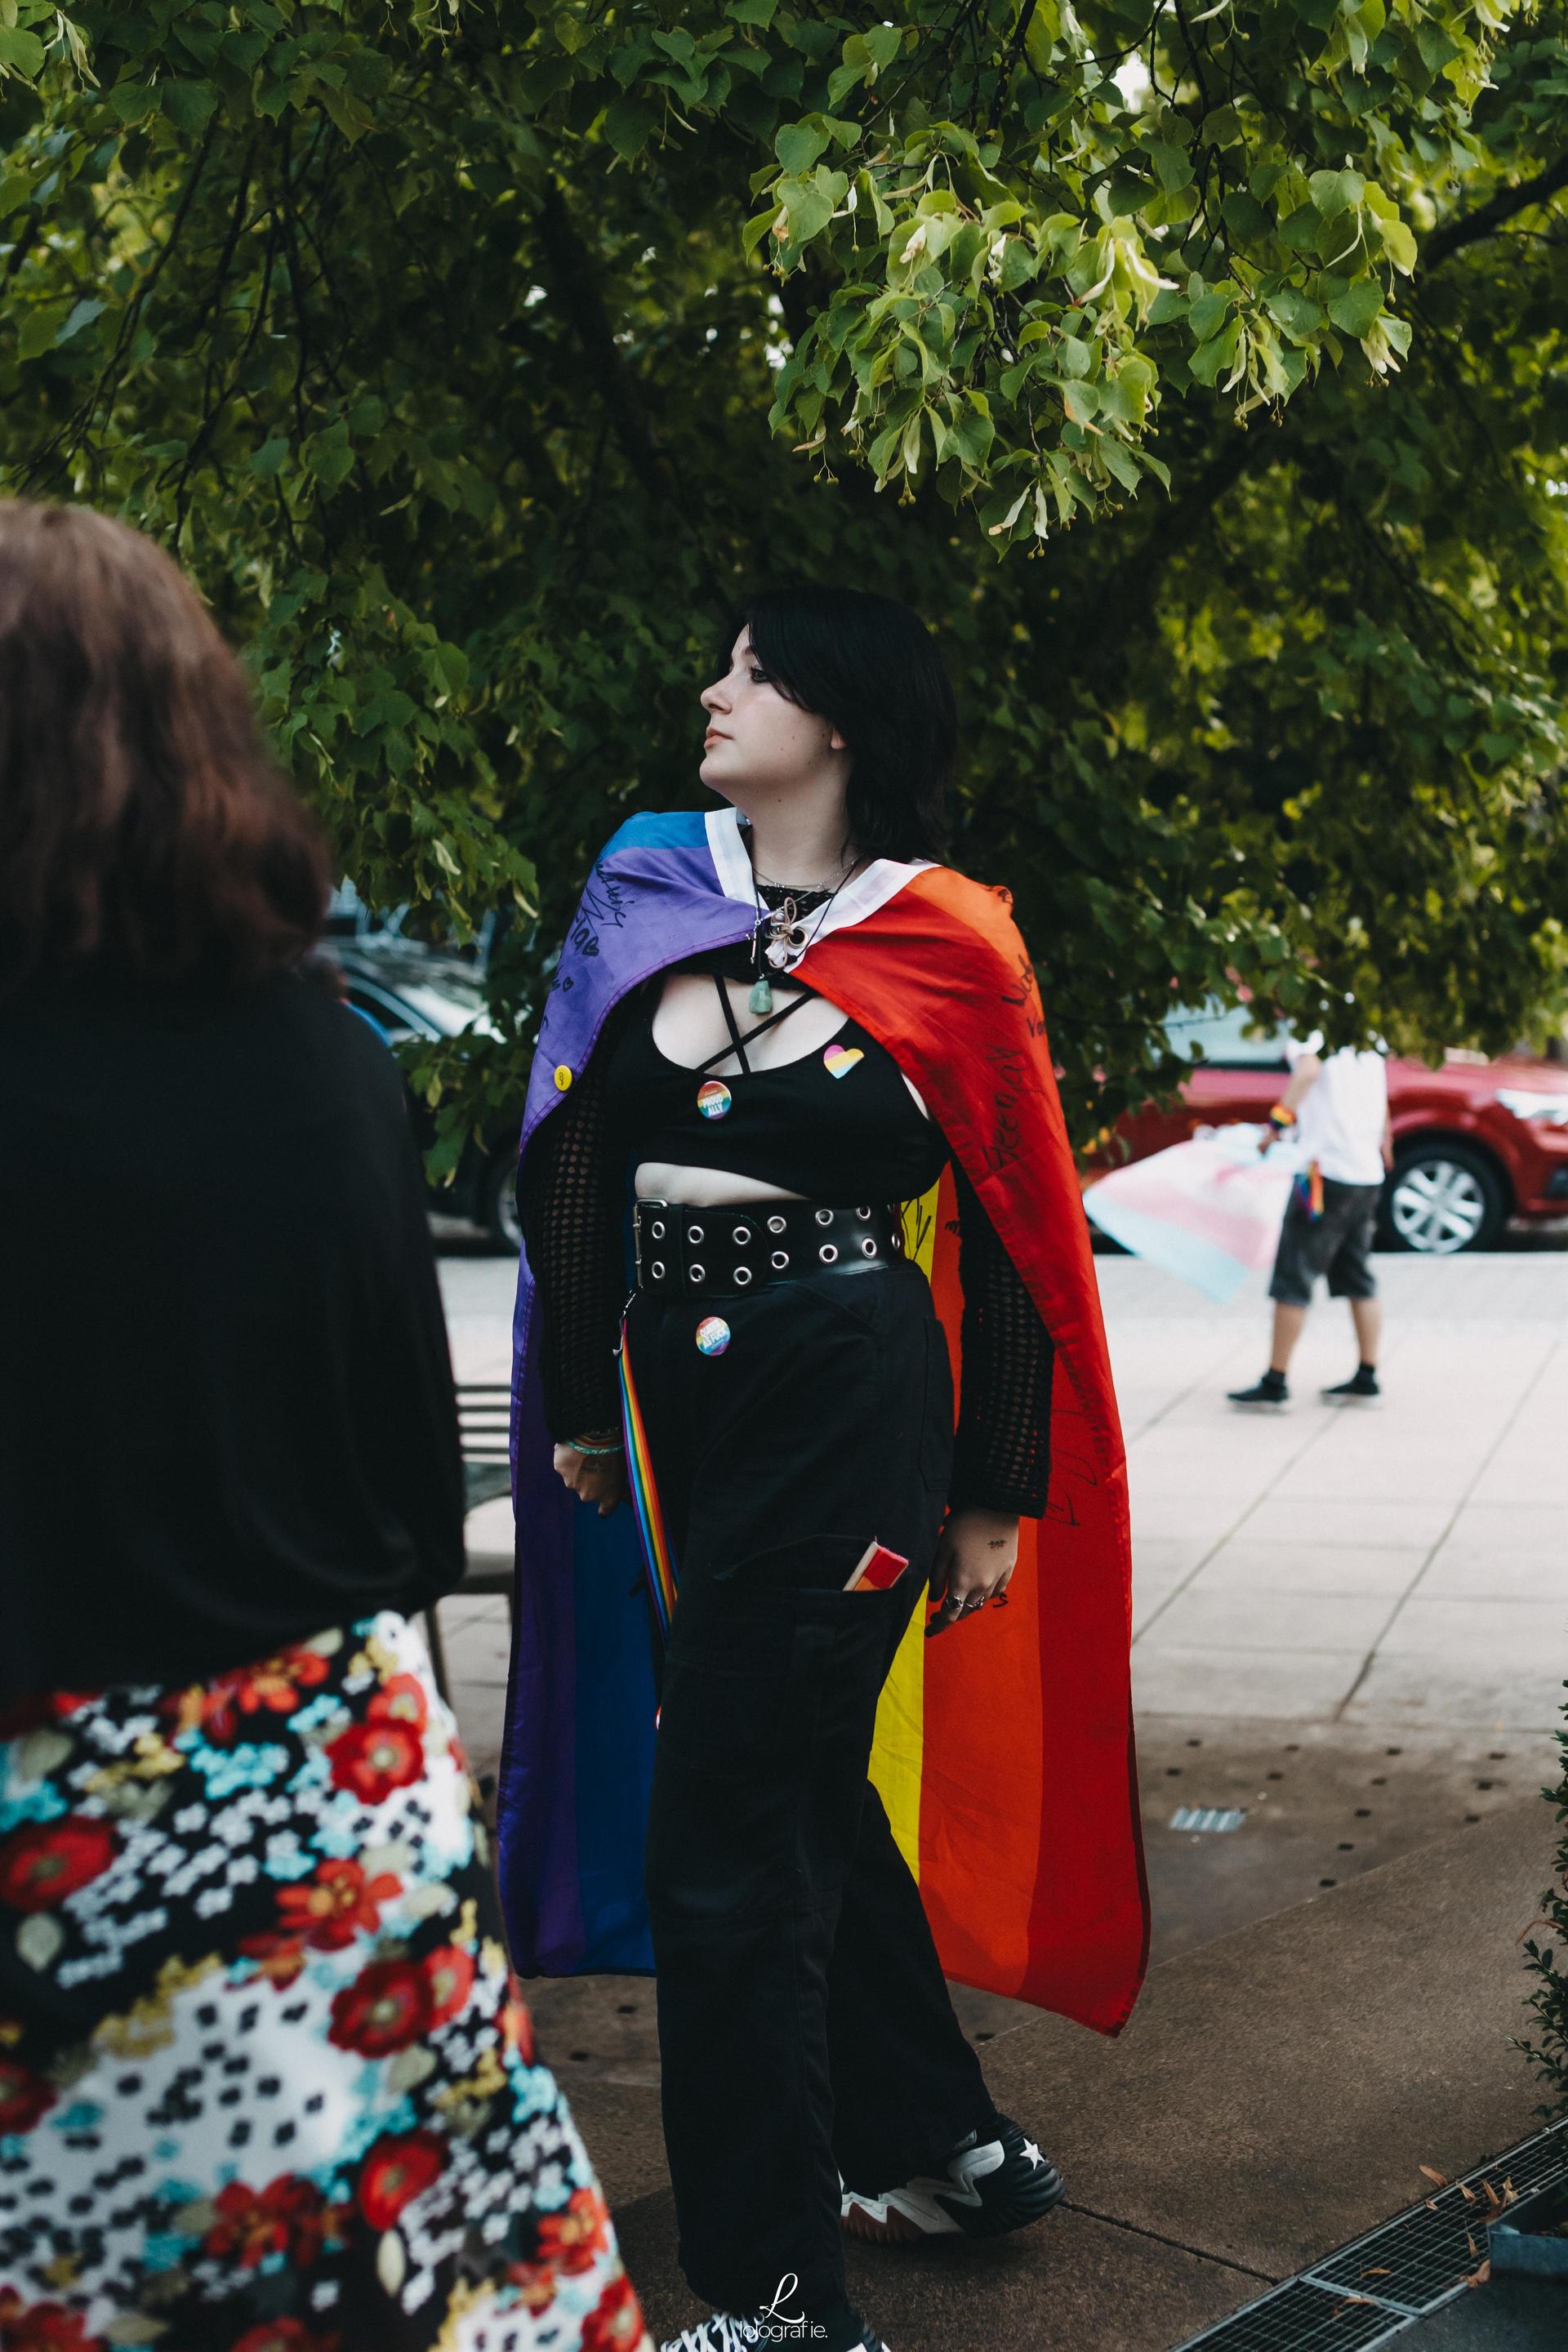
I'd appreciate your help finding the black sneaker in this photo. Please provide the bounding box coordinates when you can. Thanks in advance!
[1322,1368,1380,1405]
[1228,1372,1289,1410]
[840,2112,1065,2243]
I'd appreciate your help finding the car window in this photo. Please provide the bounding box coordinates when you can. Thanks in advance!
[1165,999,1293,1070]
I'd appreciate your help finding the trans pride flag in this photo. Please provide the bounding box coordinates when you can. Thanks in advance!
[500,807,1149,2036]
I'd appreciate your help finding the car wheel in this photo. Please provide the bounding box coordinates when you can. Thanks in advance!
[1384,1142,1508,1255]
[479,1152,523,1255]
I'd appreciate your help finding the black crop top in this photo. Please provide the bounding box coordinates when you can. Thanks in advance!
[518,924,1056,1518]
[601,969,951,1205]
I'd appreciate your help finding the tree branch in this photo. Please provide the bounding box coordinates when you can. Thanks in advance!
[1423,149,1568,272]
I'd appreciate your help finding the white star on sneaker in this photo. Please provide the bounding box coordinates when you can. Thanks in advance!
[1021,2137,1043,2167]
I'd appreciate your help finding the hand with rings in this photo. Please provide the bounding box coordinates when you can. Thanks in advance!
[925,1506,1019,1639]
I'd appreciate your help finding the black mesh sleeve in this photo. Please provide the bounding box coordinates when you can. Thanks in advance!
[947,1159,1054,1517]
[515,997,636,1443]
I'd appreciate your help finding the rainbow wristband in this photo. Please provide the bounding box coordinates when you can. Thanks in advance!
[1267,1102,1297,1133]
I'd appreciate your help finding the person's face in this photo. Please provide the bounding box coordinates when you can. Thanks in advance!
[698,630,846,802]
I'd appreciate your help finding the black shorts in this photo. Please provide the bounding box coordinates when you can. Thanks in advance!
[1268,1176,1383,1307]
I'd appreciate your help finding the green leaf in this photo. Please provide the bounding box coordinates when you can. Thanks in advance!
[56,297,107,345]
[249,435,290,477]
[1326,278,1383,337]
[604,96,657,159]
[16,301,72,360]
[109,82,162,125]
[0,25,45,78]
[775,119,829,176]
[727,0,777,23]
[163,81,220,138]
[1145,140,1194,194]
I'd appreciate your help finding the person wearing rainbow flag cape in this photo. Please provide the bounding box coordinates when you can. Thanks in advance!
[502,587,1148,2352]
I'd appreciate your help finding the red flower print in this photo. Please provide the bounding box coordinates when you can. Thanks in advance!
[581,2271,647,2352]
[504,2260,558,2314]
[0,2051,57,2133]
[536,2185,611,2275]
[325,1719,424,1806]
[276,1858,400,1951]
[165,1645,331,1748]
[228,2325,340,2352]
[203,2175,334,2271]
[237,1931,308,1989]
[0,1690,98,1740]
[367,1673,429,1733]
[0,1815,116,1913]
[328,1958,430,2056]
[499,1992,536,2067]
[422,1944,474,2027]
[355,2129,446,2231]
[0,2301,104,2352]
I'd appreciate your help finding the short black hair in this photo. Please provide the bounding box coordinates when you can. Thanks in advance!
[717,586,954,864]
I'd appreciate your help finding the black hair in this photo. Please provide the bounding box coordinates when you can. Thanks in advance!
[716,586,955,864]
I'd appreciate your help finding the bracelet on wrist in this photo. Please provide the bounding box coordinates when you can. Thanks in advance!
[1267,1102,1297,1132]
[565,1433,624,1458]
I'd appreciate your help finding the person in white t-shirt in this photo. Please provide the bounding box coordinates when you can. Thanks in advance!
[1228,1038,1393,1409]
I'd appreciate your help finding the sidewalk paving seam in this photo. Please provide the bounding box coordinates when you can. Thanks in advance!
[1334,1330,1561,1721]
[1055,2199,1277,2284]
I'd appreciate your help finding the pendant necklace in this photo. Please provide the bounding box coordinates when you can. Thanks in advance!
[746,853,859,1015]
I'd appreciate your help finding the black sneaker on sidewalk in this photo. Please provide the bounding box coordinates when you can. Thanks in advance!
[840,2112,1065,2243]
[1321,1367,1381,1404]
[1227,1370,1289,1410]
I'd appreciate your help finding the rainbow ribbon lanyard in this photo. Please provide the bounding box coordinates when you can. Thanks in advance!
[617,1318,678,1644]
[1294,1158,1325,1221]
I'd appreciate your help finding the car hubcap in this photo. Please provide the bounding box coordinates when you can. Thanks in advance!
[1390,1160,1486,1254]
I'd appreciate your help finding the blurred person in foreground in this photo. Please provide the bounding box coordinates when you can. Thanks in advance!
[1228,1035,1393,1410]
[0,499,649,2352]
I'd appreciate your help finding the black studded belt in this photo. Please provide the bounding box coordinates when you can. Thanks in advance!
[632,1198,906,1296]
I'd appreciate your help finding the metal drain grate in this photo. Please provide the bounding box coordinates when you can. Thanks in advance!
[1171,1806,1248,1833]
[1169,2118,1568,2351]
[1169,2279,1400,2352]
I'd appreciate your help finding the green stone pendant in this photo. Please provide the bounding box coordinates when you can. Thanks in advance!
[748,975,773,1016]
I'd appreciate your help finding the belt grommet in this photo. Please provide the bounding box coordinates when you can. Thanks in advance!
[857,1205,872,1219]
[814,1208,833,1227]
[687,1224,704,1245]
[771,1250,789,1270]
[688,1264,706,1283]
[819,1243,839,1264]
[732,1224,751,1245]
[650,1260,666,1280]
[650,1220,666,1240]
[862,1238,877,1256]
[767,1214,786,1234]
[733,1265,752,1286]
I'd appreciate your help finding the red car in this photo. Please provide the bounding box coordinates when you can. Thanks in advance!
[1110,1004,1568,1254]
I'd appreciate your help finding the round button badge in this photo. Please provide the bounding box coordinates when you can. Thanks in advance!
[695,1315,731,1356]
[553,1064,573,1092]
[696,1080,733,1120]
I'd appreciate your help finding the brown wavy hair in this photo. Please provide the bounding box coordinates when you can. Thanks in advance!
[0,499,329,995]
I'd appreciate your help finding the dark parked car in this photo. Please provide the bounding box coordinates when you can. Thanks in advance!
[1110,1003,1568,1254]
[325,940,521,1252]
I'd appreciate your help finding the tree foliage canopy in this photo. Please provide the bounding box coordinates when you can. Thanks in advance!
[2,1,1566,1159]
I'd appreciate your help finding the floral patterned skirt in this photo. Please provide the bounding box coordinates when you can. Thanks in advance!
[0,1612,651,2352]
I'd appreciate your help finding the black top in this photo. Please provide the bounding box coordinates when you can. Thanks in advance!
[0,968,466,1704]
[601,969,951,1202]
[518,917,1055,1516]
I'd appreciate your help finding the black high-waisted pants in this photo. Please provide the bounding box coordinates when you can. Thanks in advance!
[625,1254,994,2315]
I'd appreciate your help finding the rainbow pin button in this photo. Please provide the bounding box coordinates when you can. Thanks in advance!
[695,1315,731,1356]
[823,1043,864,1080]
[697,1079,733,1119]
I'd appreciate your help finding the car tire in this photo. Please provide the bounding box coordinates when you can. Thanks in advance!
[479,1151,523,1256]
[1383,1140,1508,1256]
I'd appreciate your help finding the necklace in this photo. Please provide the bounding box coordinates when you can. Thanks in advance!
[746,854,861,1014]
